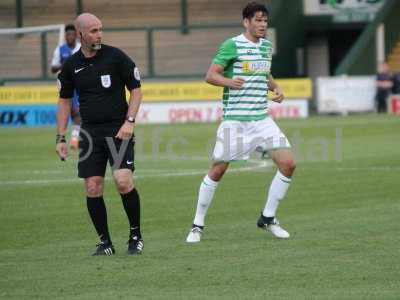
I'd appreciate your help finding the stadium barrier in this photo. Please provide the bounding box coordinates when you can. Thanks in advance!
[0,79,312,127]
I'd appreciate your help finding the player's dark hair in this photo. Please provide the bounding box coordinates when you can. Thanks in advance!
[242,1,269,19]
[65,24,76,32]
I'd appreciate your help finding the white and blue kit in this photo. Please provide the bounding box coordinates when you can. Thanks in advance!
[51,42,81,109]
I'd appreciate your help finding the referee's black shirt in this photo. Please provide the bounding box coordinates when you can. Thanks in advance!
[58,44,141,128]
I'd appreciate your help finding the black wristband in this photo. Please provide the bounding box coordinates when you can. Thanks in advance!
[56,134,66,144]
[126,116,135,123]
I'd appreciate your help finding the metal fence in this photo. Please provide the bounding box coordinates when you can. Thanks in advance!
[0,24,244,84]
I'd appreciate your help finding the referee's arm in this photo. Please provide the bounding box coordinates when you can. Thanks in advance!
[56,97,71,160]
[115,50,142,140]
[126,88,142,121]
[56,62,74,160]
[57,97,72,136]
[115,88,142,140]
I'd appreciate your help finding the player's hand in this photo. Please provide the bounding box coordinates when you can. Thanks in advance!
[56,142,68,161]
[229,77,245,89]
[115,121,134,140]
[271,87,284,103]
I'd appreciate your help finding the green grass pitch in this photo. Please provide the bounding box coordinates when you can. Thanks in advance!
[0,114,399,299]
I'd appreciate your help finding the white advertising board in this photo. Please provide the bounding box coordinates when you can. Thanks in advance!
[317,76,376,114]
[303,0,384,15]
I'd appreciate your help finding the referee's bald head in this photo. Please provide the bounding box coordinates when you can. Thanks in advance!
[75,13,102,51]
[75,13,101,32]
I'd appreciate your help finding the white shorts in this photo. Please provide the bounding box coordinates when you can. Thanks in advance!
[212,117,291,162]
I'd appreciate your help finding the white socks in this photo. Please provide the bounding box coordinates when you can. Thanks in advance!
[193,175,219,227]
[263,170,291,217]
[192,171,290,226]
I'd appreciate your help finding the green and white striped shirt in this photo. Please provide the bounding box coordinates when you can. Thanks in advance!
[213,34,273,121]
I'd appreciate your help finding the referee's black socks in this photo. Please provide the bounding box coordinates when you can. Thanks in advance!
[120,188,142,239]
[86,196,112,244]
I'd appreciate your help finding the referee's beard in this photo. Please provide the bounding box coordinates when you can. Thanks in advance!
[91,43,101,50]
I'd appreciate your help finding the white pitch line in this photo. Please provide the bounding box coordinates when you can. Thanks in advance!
[0,160,272,186]
[0,170,64,175]
[138,160,271,179]
[335,166,400,171]
[2,163,398,186]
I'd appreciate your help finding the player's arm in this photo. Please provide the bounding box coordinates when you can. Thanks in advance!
[205,39,243,89]
[268,74,284,103]
[51,47,62,74]
[116,88,142,140]
[51,66,62,74]
[205,64,244,89]
[376,77,393,89]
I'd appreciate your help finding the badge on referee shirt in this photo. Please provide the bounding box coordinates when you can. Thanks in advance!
[101,75,111,88]
[134,67,140,81]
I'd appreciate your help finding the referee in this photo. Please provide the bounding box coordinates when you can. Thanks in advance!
[56,13,143,256]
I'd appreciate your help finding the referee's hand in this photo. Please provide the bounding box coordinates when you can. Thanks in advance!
[115,121,134,140]
[56,142,68,161]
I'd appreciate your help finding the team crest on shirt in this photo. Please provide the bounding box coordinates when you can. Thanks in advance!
[101,75,111,88]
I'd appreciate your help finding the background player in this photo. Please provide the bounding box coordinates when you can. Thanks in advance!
[51,23,81,149]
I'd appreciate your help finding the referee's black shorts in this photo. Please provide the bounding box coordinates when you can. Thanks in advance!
[78,126,135,178]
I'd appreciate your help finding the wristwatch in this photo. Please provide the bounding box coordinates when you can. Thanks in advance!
[126,116,135,123]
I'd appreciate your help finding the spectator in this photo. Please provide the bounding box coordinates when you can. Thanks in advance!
[392,71,400,95]
[375,62,393,113]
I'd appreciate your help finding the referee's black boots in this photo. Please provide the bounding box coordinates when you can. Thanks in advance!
[127,236,144,255]
[92,240,115,256]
